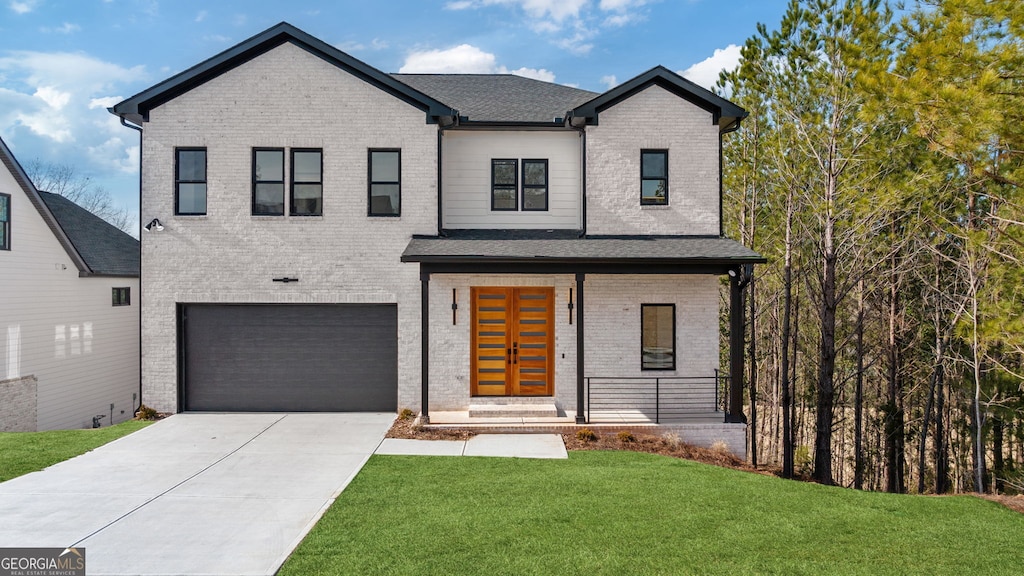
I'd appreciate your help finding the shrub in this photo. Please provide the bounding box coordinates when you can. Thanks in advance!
[617,430,636,444]
[399,408,416,420]
[662,432,682,449]
[710,440,730,453]
[135,404,158,420]
[575,428,598,442]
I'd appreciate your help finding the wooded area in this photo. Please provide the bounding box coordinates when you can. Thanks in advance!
[720,0,1023,494]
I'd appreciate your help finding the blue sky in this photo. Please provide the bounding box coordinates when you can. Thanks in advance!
[0,0,787,228]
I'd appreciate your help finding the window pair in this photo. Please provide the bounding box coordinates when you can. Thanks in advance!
[491,159,548,211]
[251,148,323,216]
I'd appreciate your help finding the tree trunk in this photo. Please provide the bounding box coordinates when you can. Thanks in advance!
[854,279,865,490]
[994,417,1004,493]
[814,173,838,485]
[885,248,906,494]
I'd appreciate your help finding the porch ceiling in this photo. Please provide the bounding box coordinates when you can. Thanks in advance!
[401,230,766,274]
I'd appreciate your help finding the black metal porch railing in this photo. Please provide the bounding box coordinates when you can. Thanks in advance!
[585,371,730,424]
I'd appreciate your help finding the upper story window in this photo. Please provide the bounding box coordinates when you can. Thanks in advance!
[490,158,550,212]
[641,303,675,370]
[112,287,130,307]
[291,149,323,216]
[0,193,9,250]
[175,148,207,215]
[491,159,518,211]
[368,149,401,216]
[253,148,285,216]
[641,149,668,206]
[522,159,548,211]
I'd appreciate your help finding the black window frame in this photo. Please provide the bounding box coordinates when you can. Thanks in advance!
[641,303,676,371]
[367,148,402,217]
[290,148,323,217]
[490,158,519,211]
[0,193,9,251]
[640,149,669,206]
[112,287,131,307]
[174,147,208,216]
[251,148,285,216]
[521,159,549,212]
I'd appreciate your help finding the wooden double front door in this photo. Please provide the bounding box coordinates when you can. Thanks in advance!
[471,287,555,396]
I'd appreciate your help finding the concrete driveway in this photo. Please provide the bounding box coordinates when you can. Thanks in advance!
[0,412,394,576]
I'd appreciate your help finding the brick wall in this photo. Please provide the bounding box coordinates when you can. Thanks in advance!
[586,84,720,236]
[424,274,721,415]
[140,42,437,413]
[0,375,37,432]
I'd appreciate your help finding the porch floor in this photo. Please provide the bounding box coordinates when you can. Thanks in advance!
[426,410,726,426]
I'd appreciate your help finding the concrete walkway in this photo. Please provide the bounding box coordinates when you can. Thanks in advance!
[376,434,568,459]
[0,413,394,576]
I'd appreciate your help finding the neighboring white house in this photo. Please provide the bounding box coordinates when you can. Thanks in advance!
[0,137,140,431]
[110,23,763,453]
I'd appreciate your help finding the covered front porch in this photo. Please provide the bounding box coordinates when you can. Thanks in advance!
[401,230,765,452]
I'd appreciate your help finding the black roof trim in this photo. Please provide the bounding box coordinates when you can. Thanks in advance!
[0,136,91,274]
[570,65,748,132]
[111,22,456,125]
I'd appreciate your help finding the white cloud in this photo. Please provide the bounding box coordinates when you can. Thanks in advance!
[446,0,587,23]
[599,0,647,9]
[336,38,389,53]
[679,44,742,90]
[0,50,145,171]
[195,10,207,22]
[9,0,38,14]
[400,44,497,74]
[503,67,555,82]
[600,75,617,89]
[41,22,81,34]
[34,86,70,110]
[203,34,231,44]
[400,45,556,82]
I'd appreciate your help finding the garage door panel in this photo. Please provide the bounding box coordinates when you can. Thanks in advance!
[183,304,397,412]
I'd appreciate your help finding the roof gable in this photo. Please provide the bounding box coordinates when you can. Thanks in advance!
[570,66,747,132]
[111,22,456,125]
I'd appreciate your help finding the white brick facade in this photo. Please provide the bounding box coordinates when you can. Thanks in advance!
[132,36,736,421]
[139,43,435,412]
[586,85,720,235]
[425,274,721,413]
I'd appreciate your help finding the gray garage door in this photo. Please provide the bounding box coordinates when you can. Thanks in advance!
[181,304,397,412]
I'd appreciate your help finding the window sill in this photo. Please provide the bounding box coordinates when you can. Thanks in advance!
[640,204,671,210]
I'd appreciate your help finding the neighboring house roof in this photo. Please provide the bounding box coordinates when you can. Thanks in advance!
[392,74,598,124]
[569,65,748,133]
[0,136,138,278]
[111,22,456,126]
[402,229,765,269]
[38,192,139,277]
[110,22,746,130]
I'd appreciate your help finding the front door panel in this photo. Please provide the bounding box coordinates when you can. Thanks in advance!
[471,287,554,396]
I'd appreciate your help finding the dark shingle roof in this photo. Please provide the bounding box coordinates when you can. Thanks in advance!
[402,229,765,265]
[392,74,598,124]
[38,192,139,277]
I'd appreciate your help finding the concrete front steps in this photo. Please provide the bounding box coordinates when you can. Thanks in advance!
[467,403,559,418]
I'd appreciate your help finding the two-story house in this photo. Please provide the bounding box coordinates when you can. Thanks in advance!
[1,137,140,431]
[111,23,763,453]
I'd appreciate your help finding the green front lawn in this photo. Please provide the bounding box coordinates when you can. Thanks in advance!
[281,451,1024,576]
[0,420,152,482]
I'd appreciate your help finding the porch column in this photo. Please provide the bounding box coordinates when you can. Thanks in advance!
[728,268,747,423]
[420,270,430,423]
[575,272,586,424]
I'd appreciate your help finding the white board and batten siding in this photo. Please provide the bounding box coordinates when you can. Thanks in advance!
[0,162,139,431]
[442,130,582,229]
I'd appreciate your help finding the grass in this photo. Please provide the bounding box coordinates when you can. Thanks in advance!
[280,451,1024,575]
[0,420,152,482]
